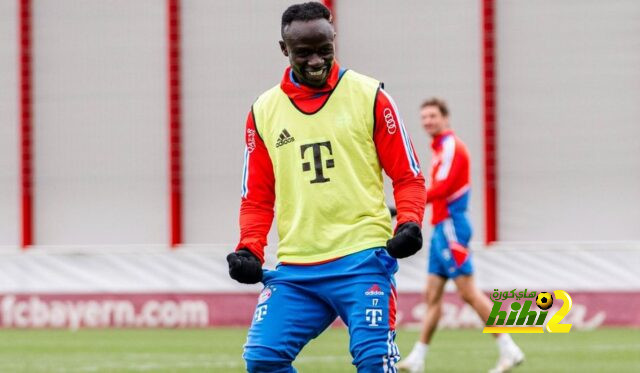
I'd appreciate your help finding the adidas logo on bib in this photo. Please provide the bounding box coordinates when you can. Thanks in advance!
[275,129,295,148]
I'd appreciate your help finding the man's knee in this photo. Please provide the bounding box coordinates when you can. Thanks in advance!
[455,275,479,304]
[424,274,446,307]
[457,285,478,304]
[425,289,443,308]
[351,329,400,373]
[244,346,296,373]
[355,354,400,373]
[245,358,296,373]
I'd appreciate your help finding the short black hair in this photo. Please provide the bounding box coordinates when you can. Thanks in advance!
[281,2,332,38]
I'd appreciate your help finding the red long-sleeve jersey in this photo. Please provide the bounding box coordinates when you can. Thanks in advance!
[426,130,471,225]
[237,64,426,263]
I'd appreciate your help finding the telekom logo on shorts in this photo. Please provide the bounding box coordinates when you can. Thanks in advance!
[254,305,268,322]
[383,108,397,135]
[365,309,383,326]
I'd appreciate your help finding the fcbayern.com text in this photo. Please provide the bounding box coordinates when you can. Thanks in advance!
[0,296,209,329]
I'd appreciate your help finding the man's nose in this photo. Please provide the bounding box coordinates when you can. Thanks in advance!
[308,53,324,67]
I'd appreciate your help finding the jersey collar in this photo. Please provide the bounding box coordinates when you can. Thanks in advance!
[280,62,343,101]
[431,129,454,149]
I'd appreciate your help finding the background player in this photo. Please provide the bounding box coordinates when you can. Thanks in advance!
[226,3,426,372]
[397,99,524,373]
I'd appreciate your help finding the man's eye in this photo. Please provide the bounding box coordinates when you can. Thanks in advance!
[295,50,310,57]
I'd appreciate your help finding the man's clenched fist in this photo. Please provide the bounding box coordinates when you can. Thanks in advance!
[226,249,263,284]
[386,222,423,259]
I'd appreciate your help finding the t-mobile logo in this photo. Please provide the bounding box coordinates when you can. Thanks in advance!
[254,305,268,322]
[300,141,334,184]
[365,308,383,327]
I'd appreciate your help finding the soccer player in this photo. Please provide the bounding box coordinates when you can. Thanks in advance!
[226,3,426,372]
[396,99,524,373]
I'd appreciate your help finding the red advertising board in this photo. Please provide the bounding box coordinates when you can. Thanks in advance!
[1,292,637,329]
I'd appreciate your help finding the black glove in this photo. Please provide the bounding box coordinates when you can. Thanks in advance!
[386,222,423,258]
[226,249,263,284]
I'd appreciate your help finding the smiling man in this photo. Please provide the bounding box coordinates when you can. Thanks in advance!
[226,2,426,372]
[397,99,525,373]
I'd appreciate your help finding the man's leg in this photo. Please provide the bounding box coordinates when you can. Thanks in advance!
[419,274,447,345]
[454,275,524,373]
[244,279,337,373]
[341,279,400,373]
[325,249,400,373]
[398,225,449,372]
[397,274,446,372]
[453,274,493,330]
[419,224,450,345]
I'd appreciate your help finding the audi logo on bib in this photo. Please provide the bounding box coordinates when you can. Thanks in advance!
[383,108,397,134]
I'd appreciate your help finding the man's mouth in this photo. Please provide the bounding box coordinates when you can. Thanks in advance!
[305,68,327,80]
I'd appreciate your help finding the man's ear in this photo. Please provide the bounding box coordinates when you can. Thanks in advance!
[279,40,288,57]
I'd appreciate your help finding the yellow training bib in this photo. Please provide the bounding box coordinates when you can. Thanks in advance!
[253,70,392,263]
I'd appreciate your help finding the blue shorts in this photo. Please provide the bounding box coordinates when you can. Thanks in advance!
[244,248,401,373]
[428,217,473,278]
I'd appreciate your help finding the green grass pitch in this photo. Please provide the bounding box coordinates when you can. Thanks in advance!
[0,328,638,372]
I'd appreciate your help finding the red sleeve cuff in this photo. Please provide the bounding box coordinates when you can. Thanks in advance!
[394,219,421,234]
[236,241,265,264]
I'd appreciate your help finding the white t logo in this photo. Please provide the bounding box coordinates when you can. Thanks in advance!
[255,305,268,322]
[366,308,383,326]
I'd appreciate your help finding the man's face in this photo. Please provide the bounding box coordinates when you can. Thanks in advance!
[421,105,448,137]
[280,18,335,88]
